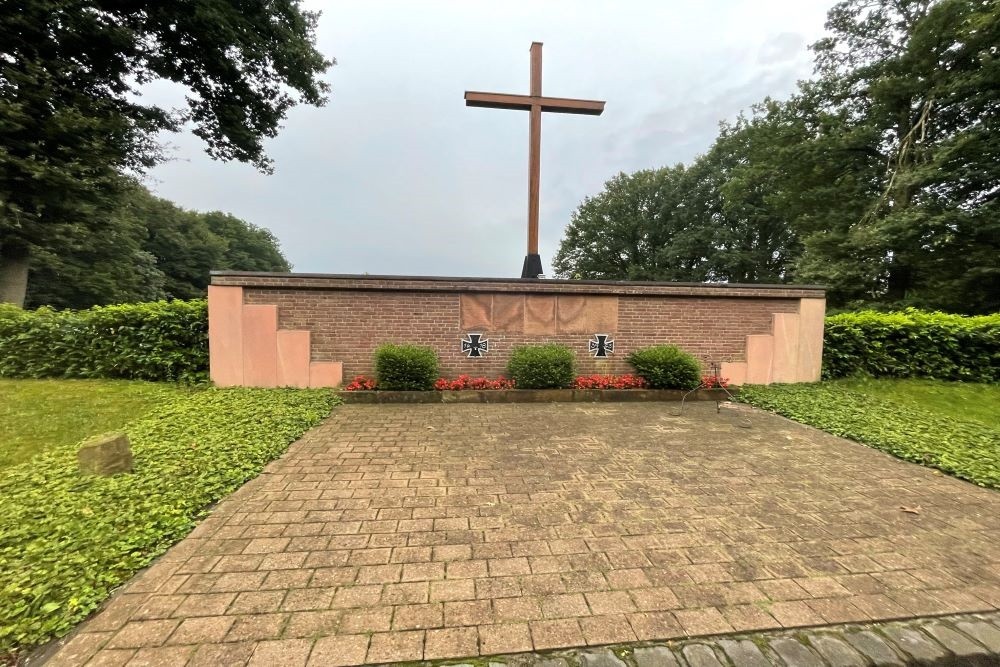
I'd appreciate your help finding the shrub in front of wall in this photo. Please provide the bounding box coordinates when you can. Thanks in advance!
[627,345,701,389]
[373,343,440,390]
[0,300,208,383]
[823,309,1000,382]
[507,344,576,389]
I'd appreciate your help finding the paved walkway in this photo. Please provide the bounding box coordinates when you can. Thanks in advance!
[47,402,1000,666]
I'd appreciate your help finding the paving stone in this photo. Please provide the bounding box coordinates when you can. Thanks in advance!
[881,626,950,663]
[843,630,906,666]
[808,634,867,666]
[633,645,681,667]
[956,620,1000,652]
[768,637,825,666]
[681,643,725,667]
[578,648,627,667]
[923,621,990,658]
[716,639,771,667]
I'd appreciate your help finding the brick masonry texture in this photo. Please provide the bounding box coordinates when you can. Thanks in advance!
[46,402,1000,666]
[225,273,813,378]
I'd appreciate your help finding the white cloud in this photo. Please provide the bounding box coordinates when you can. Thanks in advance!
[142,0,832,277]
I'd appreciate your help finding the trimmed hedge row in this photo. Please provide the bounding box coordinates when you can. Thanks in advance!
[823,309,1000,382]
[0,301,207,383]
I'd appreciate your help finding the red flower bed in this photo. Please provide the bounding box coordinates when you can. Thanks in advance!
[343,375,377,391]
[572,374,648,389]
[434,375,515,390]
[701,375,730,388]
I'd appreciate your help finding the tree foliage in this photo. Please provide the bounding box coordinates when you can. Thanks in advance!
[24,184,291,309]
[556,0,999,314]
[1,0,331,304]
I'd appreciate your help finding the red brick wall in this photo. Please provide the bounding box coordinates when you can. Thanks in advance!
[240,282,802,379]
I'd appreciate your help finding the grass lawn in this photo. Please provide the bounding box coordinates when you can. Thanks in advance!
[739,378,1000,490]
[832,377,999,426]
[0,382,337,661]
[0,379,193,470]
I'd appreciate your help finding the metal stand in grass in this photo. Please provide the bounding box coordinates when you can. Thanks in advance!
[674,362,751,427]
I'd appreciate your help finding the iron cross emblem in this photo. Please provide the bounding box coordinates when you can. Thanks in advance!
[589,334,614,358]
[461,333,489,358]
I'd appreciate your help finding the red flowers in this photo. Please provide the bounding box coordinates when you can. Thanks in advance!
[343,375,377,391]
[573,374,648,389]
[433,375,515,390]
[701,375,730,388]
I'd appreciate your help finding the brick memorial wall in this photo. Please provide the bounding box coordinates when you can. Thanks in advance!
[208,272,826,388]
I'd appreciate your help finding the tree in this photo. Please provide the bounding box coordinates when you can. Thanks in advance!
[24,184,291,309]
[1,0,332,305]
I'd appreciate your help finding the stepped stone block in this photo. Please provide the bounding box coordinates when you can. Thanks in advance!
[277,330,311,388]
[745,334,774,384]
[309,361,343,388]
[770,312,801,383]
[242,305,278,387]
[208,285,244,387]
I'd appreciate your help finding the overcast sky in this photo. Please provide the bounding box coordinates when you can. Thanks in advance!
[142,0,833,278]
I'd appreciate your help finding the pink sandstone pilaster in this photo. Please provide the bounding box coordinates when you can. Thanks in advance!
[720,362,747,386]
[242,304,279,387]
[745,334,774,384]
[796,297,826,382]
[277,330,311,388]
[309,361,343,388]
[770,313,801,383]
[207,285,244,387]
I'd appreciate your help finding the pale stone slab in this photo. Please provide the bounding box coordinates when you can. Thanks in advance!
[242,305,279,387]
[208,285,244,387]
[770,313,801,384]
[796,297,826,382]
[277,330,311,388]
[309,361,343,388]
[744,334,774,385]
[720,362,747,387]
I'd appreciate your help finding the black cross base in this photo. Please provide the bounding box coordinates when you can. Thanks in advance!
[520,254,544,279]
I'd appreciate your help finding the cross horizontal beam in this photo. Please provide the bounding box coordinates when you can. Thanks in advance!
[464,91,605,116]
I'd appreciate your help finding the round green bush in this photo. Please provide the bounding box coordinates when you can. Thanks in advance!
[507,344,576,389]
[627,345,701,389]
[373,343,440,390]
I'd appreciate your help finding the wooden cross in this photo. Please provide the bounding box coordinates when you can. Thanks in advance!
[465,42,605,278]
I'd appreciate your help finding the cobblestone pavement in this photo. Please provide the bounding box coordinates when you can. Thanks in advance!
[46,402,1000,666]
[468,611,1000,666]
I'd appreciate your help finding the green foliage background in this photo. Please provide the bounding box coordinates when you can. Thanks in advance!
[0,387,337,657]
[626,345,702,390]
[507,344,577,389]
[823,309,999,382]
[0,300,208,383]
[555,0,1000,315]
[373,343,440,391]
[739,383,1000,490]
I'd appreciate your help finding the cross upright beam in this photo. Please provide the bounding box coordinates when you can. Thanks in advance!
[465,42,605,278]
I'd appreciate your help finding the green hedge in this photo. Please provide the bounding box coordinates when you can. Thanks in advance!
[823,309,1000,382]
[627,345,701,389]
[374,343,439,390]
[0,387,337,657]
[0,300,207,383]
[507,344,576,389]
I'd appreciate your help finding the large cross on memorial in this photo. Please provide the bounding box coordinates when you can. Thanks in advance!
[465,42,605,279]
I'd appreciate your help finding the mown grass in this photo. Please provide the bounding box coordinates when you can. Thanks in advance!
[739,380,1000,490]
[0,386,338,660]
[832,377,999,426]
[0,379,193,470]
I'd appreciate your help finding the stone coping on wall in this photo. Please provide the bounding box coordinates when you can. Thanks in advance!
[210,271,826,300]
